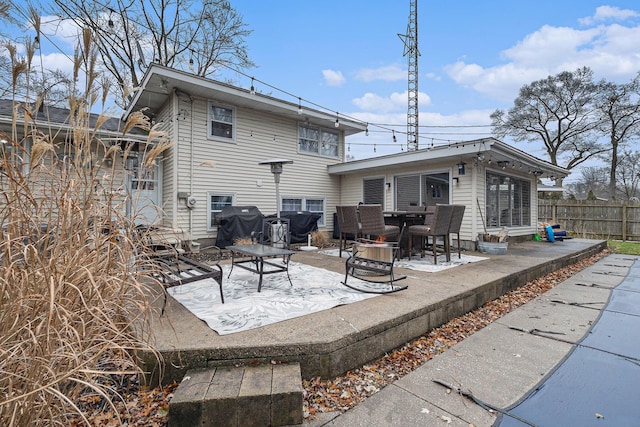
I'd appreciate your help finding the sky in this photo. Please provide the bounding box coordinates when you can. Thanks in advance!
[4,1,640,184]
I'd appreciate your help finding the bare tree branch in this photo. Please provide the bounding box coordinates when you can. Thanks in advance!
[491,67,603,174]
[50,0,254,108]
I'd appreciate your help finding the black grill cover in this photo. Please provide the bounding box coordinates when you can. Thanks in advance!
[215,206,263,248]
[266,211,321,243]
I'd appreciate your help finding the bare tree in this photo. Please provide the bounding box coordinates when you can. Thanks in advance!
[491,67,607,183]
[615,149,640,201]
[565,166,609,200]
[594,73,640,199]
[51,0,254,107]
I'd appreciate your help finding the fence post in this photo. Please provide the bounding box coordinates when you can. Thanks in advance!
[552,202,557,224]
[623,204,627,242]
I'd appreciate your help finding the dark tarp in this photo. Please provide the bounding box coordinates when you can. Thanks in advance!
[495,260,640,427]
[215,206,263,248]
[266,211,321,243]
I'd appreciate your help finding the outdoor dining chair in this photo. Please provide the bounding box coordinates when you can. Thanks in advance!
[358,204,400,242]
[407,204,454,264]
[448,205,466,259]
[336,206,362,257]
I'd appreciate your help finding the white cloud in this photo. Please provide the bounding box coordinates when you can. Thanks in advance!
[322,69,346,87]
[352,90,431,113]
[40,15,82,51]
[444,20,640,103]
[355,64,406,82]
[579,6,640,25]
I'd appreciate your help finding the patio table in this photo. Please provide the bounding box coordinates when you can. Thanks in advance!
[383,210,428,258]
[227,244,295,292]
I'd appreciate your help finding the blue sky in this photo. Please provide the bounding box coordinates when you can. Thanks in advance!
[5,1,640,183]
[217,0,640,183]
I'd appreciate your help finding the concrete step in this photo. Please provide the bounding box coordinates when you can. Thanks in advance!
[168,362,303,427]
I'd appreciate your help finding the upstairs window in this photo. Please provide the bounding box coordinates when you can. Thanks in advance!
[298,124,339,158]
[208,102,234,142]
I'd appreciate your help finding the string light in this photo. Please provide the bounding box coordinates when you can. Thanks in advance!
[298,97,302,115]
[33,36,40,49]
[250,77,255,95]
[334,112,339,128]
[392,130,396,142]
[365,124,368,136]
[108,9,114,28]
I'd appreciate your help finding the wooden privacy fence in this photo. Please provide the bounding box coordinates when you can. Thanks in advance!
[538,200,640,241]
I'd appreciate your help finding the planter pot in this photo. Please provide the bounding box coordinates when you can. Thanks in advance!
[477,240,508,255]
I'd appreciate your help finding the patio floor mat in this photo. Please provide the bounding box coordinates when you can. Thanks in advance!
[318,248,488,273]
[166,261,385,335]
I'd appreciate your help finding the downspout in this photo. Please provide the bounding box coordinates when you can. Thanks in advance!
[189,97,194,237]
[172,91,179,230]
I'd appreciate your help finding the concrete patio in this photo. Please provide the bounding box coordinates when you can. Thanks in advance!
[138,238,607,386]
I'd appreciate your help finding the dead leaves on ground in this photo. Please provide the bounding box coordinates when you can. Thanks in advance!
[303,250,610,419]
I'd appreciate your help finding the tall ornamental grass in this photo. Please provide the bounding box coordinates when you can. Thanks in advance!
[0,27,168,425]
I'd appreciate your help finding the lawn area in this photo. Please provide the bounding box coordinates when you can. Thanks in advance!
[608,240,640,256]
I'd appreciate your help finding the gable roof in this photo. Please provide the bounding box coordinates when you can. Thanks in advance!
[124,63,367,136]
[328,137,569,179]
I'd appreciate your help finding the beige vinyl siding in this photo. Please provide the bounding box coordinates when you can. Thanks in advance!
[169,96,343,241]
[155,102,175,228]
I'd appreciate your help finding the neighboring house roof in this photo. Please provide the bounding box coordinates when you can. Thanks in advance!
[124,63,367,136]
[328,137,569,178]
[538,184,565,193]
[0,99,146,140]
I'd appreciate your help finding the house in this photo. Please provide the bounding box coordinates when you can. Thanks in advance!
[0,98,149,220]
[327,137,568,249]
[2,64,569,252]
[123,63,366,249]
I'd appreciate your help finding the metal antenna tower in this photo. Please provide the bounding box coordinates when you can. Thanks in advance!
[398,0,420,151]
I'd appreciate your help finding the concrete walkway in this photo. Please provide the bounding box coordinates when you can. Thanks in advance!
[312,253,639,426]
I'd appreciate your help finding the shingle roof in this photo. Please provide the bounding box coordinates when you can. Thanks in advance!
[0,99,146,135]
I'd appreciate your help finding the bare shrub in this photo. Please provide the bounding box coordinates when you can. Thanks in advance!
[311,230,330,248]
[234,236,254,245]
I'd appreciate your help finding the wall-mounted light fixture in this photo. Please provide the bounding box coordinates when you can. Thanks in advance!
[386,182,391,190]
[457,161,466,175]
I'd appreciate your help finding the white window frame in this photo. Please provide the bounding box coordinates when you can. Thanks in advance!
[207,192,236,231]
[207,102,235,143]
[485,171,532,228]
[298,123,339,158]
[281,196,326,227]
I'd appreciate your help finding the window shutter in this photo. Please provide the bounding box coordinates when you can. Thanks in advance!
[363,178,385,205]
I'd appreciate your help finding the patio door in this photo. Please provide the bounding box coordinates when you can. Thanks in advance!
[125,153,162,225]
[394,172,449,210]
